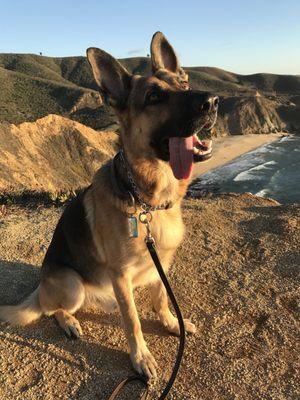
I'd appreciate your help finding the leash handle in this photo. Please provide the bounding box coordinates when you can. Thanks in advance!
[107,375,149,400]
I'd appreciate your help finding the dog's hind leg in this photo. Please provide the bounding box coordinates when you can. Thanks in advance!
[39,267,85,339]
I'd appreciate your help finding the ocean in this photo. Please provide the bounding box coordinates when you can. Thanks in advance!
[191,135,300,204]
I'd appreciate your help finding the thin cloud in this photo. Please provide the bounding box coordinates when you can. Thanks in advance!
[127,48,144,55]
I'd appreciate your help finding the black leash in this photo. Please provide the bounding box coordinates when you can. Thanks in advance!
[107,375,149,400]
[107,149,186,399]
[107,234,186,400]
[146,238,186,400]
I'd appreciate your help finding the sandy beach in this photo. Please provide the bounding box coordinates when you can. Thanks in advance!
[193,133,283,179]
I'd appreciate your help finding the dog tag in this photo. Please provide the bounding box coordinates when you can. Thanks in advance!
[128,216,138,238]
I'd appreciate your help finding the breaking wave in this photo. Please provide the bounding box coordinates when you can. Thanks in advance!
[191,135,300,204]
[233,161,278,182]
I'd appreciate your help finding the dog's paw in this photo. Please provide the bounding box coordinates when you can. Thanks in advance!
[183,318,197,334]
[130,347,158,381]
[58,314,83,339]
[65,318,83,339]
[164,316,197,336]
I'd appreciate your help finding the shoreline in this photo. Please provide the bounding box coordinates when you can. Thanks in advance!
[192,133,283,179]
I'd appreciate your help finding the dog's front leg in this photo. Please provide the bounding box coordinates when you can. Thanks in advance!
[149,279,196,336]
[110,270,157,380]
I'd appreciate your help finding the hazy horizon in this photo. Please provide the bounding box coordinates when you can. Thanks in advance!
[1,51,300,77]
[1,0,300,75]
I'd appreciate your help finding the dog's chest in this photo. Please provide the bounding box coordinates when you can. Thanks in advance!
[149,209,184,251]
[129,211,184,287]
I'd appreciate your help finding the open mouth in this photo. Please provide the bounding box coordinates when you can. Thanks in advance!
[168,119,216,180]
[192,122,214,159]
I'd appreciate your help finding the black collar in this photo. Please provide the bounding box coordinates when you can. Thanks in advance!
[110,151,133,202]
[110,151,173,211]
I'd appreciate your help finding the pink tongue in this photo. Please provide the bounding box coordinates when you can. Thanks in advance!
[169,136,194,180]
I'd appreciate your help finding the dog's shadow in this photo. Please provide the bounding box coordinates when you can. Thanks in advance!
[0,259,40,304]
[0,260,167,399]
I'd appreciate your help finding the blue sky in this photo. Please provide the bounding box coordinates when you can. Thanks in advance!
[1,0,300,74]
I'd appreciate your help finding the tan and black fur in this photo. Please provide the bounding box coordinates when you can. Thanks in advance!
[0,32,218,379]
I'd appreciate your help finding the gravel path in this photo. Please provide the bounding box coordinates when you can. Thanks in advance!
[0,194,299,400]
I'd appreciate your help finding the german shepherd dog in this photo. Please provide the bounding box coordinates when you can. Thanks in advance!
[0,32,218,379]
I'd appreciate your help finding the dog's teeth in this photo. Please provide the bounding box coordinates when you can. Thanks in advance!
[202,139,213,150]
[193,146,199,154]
[193,134,201,144]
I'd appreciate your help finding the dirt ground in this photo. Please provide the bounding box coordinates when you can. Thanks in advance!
[0,194,299,400]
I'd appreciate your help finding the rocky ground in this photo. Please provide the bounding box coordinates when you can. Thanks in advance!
[0,193,299,400]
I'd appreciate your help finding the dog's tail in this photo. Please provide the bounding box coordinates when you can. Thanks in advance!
[0,288,43,326]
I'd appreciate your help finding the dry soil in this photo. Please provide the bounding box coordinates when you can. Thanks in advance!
[0,193,299,400]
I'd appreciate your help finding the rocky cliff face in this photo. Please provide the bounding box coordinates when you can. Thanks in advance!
[67,92,299,137]
[215,96,288,136]
[0,115,118,196]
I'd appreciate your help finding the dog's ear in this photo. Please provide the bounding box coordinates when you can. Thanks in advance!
[86,47,131,108]
[150,32,181,74]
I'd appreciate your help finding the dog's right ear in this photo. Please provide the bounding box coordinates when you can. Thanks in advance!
[86,47,131,108]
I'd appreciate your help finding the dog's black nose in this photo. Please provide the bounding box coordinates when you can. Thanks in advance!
[187,91,219,115]
[201,95,219,112]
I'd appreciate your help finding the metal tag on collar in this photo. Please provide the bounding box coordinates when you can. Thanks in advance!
[127,191,138,238]
[128,215,138,238]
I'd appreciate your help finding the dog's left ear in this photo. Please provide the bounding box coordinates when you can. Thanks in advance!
[150,32,181,74]
[86,47,131,108]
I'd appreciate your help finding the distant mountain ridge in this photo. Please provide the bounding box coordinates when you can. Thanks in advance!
[1,53,300,134]
[2,53,300,94]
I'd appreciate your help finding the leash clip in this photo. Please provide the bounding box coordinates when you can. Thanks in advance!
[139,210,155,244]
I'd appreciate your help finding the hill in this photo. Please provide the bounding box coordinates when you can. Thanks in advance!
[0,115,118,198]
[216,96,286,135]
[1,53,300,133]
[2,53,300,95]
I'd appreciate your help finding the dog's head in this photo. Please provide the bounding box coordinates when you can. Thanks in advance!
[87,32,218,180]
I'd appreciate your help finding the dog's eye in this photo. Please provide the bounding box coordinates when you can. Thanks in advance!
[145,91,163,106]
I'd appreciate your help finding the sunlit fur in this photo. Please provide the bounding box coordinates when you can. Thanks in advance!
[0,32,202,380]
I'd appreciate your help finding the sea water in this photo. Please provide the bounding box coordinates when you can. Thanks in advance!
[191,135,300,204]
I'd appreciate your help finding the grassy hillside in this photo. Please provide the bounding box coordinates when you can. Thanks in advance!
[0,53,300,132]
[2,53,300,96]
[0,54,68,83]
[0,67,90,124]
